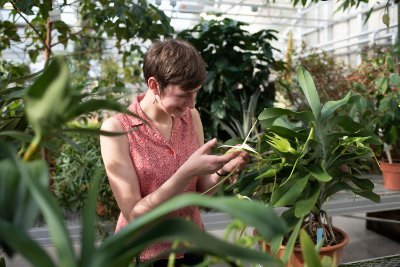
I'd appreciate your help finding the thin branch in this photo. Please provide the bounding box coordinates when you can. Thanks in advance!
[10,1,51,52]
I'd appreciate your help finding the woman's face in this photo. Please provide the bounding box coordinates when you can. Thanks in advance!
[159,84,201,117]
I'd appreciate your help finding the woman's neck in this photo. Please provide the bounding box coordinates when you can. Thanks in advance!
[140,90,171,125]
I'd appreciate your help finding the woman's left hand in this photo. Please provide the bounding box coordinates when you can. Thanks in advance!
[218,152,249,176]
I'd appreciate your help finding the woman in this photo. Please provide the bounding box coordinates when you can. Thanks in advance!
[100,39,248,266]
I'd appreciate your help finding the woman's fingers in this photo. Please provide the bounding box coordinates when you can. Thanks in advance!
[198,138,217,154]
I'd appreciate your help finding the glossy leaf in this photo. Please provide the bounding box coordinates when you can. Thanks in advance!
[321,91,351,121]
[270,235,283,257]
[259,107,293,121]
[307,165,332,182]
[24,56,70,138]
[296,66,321,119]
[300,229,322,267]
[325,182,380,203]
[294,183,321,218]
[281,218,303,265]
[346,175,374,191]
[258,108,313,129]
[271,175,309,207]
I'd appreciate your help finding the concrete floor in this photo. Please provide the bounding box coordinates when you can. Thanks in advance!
[2,215,400,266]
[332,215,400,263]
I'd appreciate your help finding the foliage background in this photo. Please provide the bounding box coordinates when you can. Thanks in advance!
[178,18,284,141]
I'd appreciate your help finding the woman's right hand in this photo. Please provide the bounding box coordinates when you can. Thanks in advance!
[181,138,240,177]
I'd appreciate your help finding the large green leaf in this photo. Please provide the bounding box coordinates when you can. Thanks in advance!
[296,66,321,119]
[0,159,19,224]
[258,108,313,130]
[299,229,322,267]
[65,99,142,123]
[93,218,281,267]
[307,165,332,182]
[234,169,263,195]
[0,144,47,257]
[108,194,286,244]
[324,182,380,203]
[270,175,309,207]
[281,218,303,265]
[24,56,71,138]
[258,108,293,121]
[14,160,48,229]
[97,194,287,265]
[269,126,306,141]
[346,175,374,191]
[321,91,351,122]
[294,183,321,218]
[333,115,366,132]
[2,143,76,266]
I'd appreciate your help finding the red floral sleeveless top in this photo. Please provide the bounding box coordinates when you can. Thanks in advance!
[114,94,204,261]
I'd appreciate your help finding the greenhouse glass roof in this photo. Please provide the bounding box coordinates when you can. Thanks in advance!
[150,0,398,64]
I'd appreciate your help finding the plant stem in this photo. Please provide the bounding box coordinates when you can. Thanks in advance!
[167,240,181,267]
[243,120,258,144]
[23,135,41,161]
[202,165,240,195]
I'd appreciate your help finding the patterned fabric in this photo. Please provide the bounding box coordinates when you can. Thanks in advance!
[114,94,203,261]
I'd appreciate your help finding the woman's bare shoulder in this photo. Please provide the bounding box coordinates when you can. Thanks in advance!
[101,116,123,132]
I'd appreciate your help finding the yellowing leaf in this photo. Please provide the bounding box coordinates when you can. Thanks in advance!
[219,143,260,156]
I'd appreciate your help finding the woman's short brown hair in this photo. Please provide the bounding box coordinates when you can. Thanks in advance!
[143,39,206,92]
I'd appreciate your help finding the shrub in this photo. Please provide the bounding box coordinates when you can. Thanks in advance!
[53,119,119,221]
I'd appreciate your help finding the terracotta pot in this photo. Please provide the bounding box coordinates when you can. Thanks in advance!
[257,226,349,267]
[380,161,400,190]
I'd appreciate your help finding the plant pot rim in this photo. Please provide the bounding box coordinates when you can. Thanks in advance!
[380,161,400,166]
[292,225,349,253]
[254,225,349,252]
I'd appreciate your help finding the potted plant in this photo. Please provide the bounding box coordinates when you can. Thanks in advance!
[348,46,400,190]
[229,66,381,266]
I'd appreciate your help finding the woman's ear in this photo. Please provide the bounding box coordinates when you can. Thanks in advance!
[147,77,160,96]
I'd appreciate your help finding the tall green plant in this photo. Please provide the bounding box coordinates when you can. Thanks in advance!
[178,18,283,140]
[0,55,289,267]
[229,66,381,265]
[277,47,351,112]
